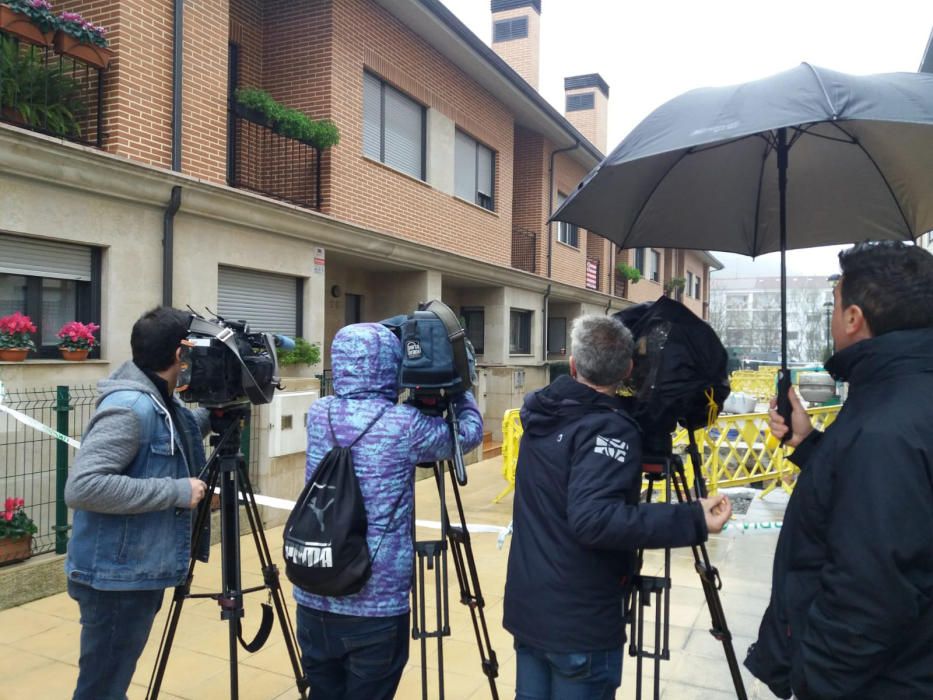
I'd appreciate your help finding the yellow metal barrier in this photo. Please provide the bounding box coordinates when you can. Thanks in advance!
[728,368,778,401]
[496,408,523,503]
[497,404,841,502]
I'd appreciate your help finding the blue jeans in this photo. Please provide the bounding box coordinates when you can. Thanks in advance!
[296,605,409,700]
[68,580,165,700]
[515,641,623,700]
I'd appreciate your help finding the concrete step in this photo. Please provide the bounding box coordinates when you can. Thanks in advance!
[482,440,502,459]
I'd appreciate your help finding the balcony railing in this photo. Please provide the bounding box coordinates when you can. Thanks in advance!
[511,227,538,273]
[0,34,106,148]
[227,104,322,210]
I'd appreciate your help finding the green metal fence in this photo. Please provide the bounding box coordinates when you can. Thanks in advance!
[1,385,258,558]
[1,385,97,555]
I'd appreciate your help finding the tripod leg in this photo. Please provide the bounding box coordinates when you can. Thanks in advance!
[443,461,500,699]
[146,452,221,700]
[235,460,308,698]
[670,457,748,700]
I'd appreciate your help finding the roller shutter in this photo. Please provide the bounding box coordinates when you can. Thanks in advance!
[217,266,298,336]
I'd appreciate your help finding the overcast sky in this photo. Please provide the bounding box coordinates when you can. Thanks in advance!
[439,0,933,277]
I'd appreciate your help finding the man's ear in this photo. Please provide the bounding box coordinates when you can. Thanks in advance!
[844,304,871,340]
[569,355,577,379]
[624,358,633,380]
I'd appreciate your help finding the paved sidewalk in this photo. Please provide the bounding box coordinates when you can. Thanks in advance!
[0,458,786,699]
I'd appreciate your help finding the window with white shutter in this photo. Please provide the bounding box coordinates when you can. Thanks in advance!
[217,266,301,337]
[0,233,100,357]
[454,130,495,211]
[362,72,425,180]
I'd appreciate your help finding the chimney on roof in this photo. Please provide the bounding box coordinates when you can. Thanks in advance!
[491,0,541,89]
[564,73,609,152]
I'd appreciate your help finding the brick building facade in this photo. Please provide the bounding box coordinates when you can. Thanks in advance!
[1,0,716,491]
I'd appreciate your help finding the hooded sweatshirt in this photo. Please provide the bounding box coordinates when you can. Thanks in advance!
[293,323,483,617]
[503,374,706,652]
[64,360,208,590]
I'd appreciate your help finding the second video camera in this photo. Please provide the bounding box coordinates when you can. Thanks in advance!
[177,312,287,408]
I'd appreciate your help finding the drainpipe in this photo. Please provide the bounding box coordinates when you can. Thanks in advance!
[163,186,182,306]
[542,283,551,362]
[171,0,184,172]
[547,140,580,278]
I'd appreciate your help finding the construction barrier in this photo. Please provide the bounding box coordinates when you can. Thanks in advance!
[497,404,842,502]
[728,368,778,401]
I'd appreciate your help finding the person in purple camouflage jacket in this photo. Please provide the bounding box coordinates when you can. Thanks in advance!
[294,322,483,700]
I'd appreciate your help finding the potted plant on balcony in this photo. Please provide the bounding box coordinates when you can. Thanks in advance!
[0,0,58,47]
[0,311,36,361]
[663,276,686,299]
[233,87,340,150]
[57,320,99,360]
[0,497,37,565]
[1,33,83,136]
[55,10,112,69]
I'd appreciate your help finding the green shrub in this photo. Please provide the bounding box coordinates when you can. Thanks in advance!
[0,36,83,137]
[233,87,340,150]
[616,262,641,284]
[277,337,321,368]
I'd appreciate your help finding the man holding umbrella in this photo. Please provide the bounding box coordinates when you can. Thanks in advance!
[747,241,933,699]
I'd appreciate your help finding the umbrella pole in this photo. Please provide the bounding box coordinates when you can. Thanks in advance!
[776,127,794,440]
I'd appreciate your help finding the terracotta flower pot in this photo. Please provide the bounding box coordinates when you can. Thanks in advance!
[0,348,29,362]
[60,348,90,361]
[0,7,55,47]
[53,31,114,70]
[0,535,32,566]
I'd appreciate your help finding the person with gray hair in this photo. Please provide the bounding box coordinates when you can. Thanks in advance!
[568,314,635,388]
[504,313,731,700]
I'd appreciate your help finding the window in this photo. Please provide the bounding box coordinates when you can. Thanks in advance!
[493,16,528,42]
[566,93,595,112]
[686,272,695,298]
[455,131,495,211]
[556,193,578,247]
[510,309,532,354]
[363,72,425,180]
[634,248,646,274]
[650,249,661,282]
[693,275,701,300]
[547,317,567,354]
[0,234,100,358]
[218,266,302,336]
[460,306,485,355]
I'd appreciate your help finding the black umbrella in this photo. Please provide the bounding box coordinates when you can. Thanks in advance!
[552,63,933,429]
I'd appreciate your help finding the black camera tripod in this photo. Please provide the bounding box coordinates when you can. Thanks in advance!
[628,430,747,700]
[146,405,308,700]
[410,398,499,699]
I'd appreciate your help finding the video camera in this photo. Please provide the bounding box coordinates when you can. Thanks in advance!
[615,296,730,455]
[177,311,291,408]
[381,300,477,404]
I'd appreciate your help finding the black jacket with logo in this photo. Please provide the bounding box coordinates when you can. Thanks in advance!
[745,328,933,699]
[503,375,706,652]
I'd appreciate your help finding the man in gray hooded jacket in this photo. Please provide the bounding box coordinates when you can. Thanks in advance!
[65,306,208,700]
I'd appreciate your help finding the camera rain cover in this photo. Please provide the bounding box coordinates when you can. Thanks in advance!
[615,296,730,432]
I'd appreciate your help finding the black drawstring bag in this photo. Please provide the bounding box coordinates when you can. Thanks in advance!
[283,403,403,596]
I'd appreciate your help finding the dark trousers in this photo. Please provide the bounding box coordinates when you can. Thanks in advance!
[514,641,623,700]
[68,580,165,700]
[296,605,409,700]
